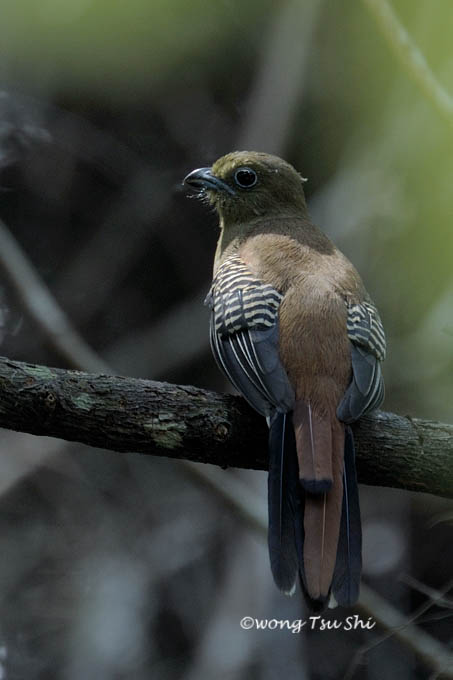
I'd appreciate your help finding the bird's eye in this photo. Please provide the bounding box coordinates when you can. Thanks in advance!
[234,167,258,189]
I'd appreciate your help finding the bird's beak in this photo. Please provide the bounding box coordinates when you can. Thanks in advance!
[183,167,235,195]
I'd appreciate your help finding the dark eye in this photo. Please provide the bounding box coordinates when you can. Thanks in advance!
[234,166,258,189]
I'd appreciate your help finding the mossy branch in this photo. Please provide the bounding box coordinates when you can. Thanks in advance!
[0,355,452,499]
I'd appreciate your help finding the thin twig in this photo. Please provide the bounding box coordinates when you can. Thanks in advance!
[362,0,453,126]
[0,219,111,374]
[344,579,453,679]
[400,574,453,609]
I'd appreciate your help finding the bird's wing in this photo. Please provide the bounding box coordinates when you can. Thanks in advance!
[205,254,294,417]
[337,299,386,423]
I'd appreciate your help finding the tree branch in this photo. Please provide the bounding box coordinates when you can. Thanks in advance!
[0,355,452,499]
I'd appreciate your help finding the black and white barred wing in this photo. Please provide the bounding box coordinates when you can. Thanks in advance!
[337,300,386,423]
[205,255,294,417]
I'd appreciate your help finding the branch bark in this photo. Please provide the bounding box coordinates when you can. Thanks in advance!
[0,356,452,498]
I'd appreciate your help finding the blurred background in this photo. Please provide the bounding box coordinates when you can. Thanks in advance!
[0,0,452,677]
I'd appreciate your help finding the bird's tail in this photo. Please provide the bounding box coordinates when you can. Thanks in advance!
[292,402,344,606]
[267,412,301,595]
[267,408,361,610]
[331,426,362,606]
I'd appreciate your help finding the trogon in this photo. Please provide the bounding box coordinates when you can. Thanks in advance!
[184,151,385,610]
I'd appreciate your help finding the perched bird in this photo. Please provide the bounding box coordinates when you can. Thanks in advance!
[183,151,385,610]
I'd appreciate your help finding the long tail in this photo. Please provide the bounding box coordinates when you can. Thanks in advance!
[331,426,362,606]
[267,410,361,610]
[292,402,343,604]
[267,412,301,594]
[302,465,343,604]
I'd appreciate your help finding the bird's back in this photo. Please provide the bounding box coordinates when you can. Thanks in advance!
[235,227,364,414]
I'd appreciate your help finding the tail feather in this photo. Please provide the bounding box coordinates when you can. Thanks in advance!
[267,409,361,611]
[301,419,344,601]
[331,426,362,606]
[267,412,300,594]
[294,493,331,611]
[293,402,333,493]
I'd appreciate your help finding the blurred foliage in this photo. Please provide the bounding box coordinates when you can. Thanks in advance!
[0,0,272,97]
[0,0,452,678]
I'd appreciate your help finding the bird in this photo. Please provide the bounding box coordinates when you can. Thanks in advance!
[183,151,385,611]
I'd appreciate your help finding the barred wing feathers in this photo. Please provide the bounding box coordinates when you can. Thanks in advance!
[205,255,294,417]
[337,299,386,423]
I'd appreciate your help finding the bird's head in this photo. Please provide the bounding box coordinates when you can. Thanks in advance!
[183,151,308,226]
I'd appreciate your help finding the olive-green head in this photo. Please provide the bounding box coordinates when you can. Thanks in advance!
[183,151,308,225]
